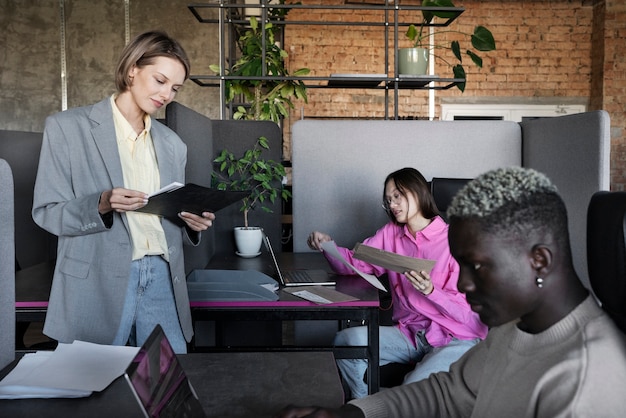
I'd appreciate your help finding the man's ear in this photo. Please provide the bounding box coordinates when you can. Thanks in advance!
[531,244,553,276]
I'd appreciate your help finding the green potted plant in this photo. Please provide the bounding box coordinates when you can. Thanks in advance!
[212,136,291,256]
[209,1,307,256]
[209,12,309,122]
[399,0,496,92]
[210,0,309,255]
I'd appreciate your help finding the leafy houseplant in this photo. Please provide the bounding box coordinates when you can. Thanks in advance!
[209,2,306,255]
[209,7,310,122]
[212,136,291,229]
[401,0,496,92]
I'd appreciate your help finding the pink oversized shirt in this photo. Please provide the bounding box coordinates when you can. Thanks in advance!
[323,216,487,347]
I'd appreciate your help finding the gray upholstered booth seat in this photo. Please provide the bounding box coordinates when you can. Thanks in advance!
[0,130,56,270]
[292,111,610,287]
[0,159,15,369]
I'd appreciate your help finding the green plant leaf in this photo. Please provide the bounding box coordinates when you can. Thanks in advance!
[451,40,461,62]
[453,64,466,92]
[214,150,226,163]
[280,84,294,99]
[467,50,483,68]
[406,24,418,42]
[275,101,288,118]
[295,84,308,102]
[293,68,311,76]
[422,0,457,23]
[471,26,496,51]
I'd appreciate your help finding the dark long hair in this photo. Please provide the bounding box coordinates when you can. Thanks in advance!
[383,167,440,224]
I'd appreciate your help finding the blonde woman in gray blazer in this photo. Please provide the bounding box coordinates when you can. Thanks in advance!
[32,31,214,353]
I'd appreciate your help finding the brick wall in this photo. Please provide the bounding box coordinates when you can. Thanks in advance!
[281,0,626,190]
[284,0,594,121]
[602,0,626,191]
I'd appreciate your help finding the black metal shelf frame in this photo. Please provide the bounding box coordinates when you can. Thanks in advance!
[187,1,465,120]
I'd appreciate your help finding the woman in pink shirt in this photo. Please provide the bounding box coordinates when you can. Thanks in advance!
[307,167,487,399]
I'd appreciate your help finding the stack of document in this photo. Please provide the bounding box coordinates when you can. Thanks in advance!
[0,341,139,399]
[352,243,436,274]
[319,241,437,293]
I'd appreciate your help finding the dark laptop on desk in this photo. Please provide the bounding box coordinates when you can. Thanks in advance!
[263,234,336,287]
[124,325,206,418]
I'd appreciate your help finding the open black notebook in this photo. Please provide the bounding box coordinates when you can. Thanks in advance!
[135,183,248,227]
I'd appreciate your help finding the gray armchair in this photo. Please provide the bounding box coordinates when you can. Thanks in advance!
[0,158,15,369]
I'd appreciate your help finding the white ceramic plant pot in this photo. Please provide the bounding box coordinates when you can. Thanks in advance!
[398,47,429,75]
[233,226,264,257]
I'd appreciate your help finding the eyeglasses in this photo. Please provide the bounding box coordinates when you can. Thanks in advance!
[382,192,404,211]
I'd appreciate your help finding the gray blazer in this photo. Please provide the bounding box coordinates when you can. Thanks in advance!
[32,97,199,344]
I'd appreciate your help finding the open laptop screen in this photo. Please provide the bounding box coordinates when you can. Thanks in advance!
[124,325,206,418]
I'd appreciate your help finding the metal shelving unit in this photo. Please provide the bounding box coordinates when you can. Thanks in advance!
[187,1,465,120]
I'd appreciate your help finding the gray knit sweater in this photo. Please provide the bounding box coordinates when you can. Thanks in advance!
[351,295,626,417]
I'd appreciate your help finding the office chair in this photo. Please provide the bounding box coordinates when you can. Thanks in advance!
[430,178,472,222]
[587,191,626,333]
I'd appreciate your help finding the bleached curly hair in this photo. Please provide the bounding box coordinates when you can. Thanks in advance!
[447,167,571,248]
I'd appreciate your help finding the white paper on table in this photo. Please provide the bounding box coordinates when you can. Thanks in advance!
[0,341,140,399]
[285,285,360,304]
[321,240,387,292]
[0,352,91,399]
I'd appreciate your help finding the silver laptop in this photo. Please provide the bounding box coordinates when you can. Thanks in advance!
[263,234,336,287]
[124,325,206,418]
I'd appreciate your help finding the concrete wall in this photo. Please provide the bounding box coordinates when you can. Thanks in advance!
[0,0,221,132]
[2,0,625,190]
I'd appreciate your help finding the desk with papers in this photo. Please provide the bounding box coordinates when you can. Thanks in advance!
[15,252,382,394]
[0,351,344,418]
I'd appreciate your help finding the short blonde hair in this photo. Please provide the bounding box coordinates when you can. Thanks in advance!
[447,167,558,220]
[114,30,190,93]
[447,167,570,249]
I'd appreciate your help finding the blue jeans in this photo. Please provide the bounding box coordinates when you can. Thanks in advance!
[334,325,478,399]
[112,255,187,353]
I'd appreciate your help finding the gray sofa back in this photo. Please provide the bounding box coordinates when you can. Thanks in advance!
[292,111,611,287]
[522,110,611,288]
[0,130,56,269]
[164,103,215,274]
[292,119,521,250]
[0,159,15,368]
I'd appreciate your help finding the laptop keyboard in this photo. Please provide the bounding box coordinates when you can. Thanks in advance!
[286,270,312,283]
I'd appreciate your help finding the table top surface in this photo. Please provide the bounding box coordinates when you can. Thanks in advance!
[0,351,344,418]
[16,252,379,308]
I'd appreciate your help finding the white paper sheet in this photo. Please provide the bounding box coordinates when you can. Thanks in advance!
[285,286,359,304]
[321,241,387,292]
[0,341,140,399]
[149,181,184,197]
[0,352,91,399]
